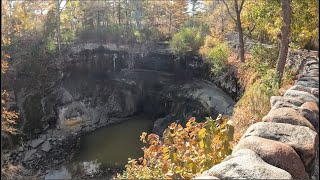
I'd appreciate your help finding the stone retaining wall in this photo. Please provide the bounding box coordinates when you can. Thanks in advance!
[195,56,319,179]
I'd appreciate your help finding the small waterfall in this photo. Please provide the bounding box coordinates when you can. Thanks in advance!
[113,53,117,72]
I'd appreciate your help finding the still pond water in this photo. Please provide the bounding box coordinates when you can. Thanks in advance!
[45,116,154,179]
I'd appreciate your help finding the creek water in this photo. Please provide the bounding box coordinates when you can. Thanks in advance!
[45,116,154,179]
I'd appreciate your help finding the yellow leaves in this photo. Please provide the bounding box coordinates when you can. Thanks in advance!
[199,140,205,148]
[1,90,19,135]
[162,147,169,154]
[163,154,170,160]
[119,116,234,179]
[198,128,206,139]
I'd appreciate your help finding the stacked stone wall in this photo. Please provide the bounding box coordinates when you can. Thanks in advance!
[195,56,319,179]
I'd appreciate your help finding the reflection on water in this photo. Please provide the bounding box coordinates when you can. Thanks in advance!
[45,116,154,179]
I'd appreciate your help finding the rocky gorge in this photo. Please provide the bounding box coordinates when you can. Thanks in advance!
[2,42,237,178]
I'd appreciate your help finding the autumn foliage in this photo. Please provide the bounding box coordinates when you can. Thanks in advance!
[1,1,19,135]
[117,115,234,179]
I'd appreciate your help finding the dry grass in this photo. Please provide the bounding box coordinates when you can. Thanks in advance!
[1,163,26,180]
[229,56,297,146]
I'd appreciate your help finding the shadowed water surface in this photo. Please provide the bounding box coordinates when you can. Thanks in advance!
[73,115,154,168]
[45,116,154,179]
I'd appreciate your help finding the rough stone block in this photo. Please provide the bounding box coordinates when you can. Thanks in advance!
[296,80,319,89]
[301,102,319,115]
[202,149,292,179]
[284,90,318,105]
[270,96,304,107]
[296,107,319,132]
[241,122,318,169]
[233,136,307,179]
[262,107,316,131]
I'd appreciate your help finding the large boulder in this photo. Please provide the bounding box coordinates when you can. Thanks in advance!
[233,136,307,179]
[289,85,319,98]
[301,102,319,115]
[241,122,318,170]
[296,107,319,132]
[271,101,297,111]
[201,149,292,179]
[270,96,304,107]
[262,107,316,131]
[284,90,318,105]
[295,81,319,89]
[152,114,176,136]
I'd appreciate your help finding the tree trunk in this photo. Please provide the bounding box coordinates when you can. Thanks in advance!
[234,0,245,62]
[56,0,61,55]
[169,12,172,34]
[113,1,115,23]
[118,0,121,25]
[276,0,291,84]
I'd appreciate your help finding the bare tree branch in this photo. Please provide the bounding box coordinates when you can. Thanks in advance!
[221,0,236,22]
[248,22,256,33]
[239,0,245,12]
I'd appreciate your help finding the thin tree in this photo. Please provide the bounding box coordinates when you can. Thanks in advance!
[56,0,68,55]
[276,0,291,84]
[56,0,61,55]
[222,0,245,62]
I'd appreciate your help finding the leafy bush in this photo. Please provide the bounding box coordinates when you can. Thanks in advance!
[133,27,160,44]
[117,115,234,179]
[250,43,279,69]
[199,36,230,75]
[169,27,207,57]
[61,29,76,44]
[207,43,230,75]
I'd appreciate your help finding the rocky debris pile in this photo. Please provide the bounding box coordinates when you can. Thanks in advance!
[195,56,319,179]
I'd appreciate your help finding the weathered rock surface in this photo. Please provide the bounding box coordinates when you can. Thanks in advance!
[262,107,316,131]
[201,149,292,179]
[30,137,46,148]
[270,96,304,107]
[289,85,319,98]
[271,101,297,111]
[23,149,37,162]
[296,81,319,89]
[296,107,319,132]
[41,141,52,152]
[233,136,307,179]
[242,122,318,169]
[284,90,318,105]
[301,102,319,115]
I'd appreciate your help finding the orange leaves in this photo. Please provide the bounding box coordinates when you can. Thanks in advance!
[1,90,19,135]
[118,114,234,179]
[140,132,147,143]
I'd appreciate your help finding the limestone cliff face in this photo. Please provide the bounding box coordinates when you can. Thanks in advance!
[9,43,236,171]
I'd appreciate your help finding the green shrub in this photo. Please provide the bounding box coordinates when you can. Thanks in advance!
[250,43,279,70]
[46,39,56,54]
[206,42,230,75]
[169,27,207,57]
